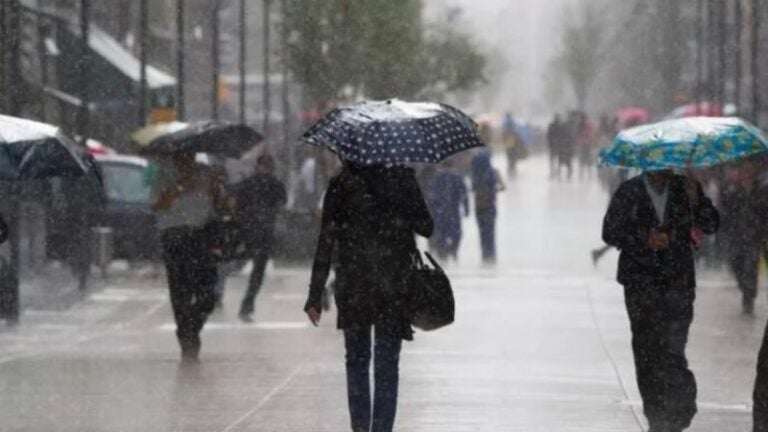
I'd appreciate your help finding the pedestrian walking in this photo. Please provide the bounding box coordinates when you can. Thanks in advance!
[602,170,719,432]
[232,154,287,322]
[720,162,765,314]
[547,114,565,179]
[471,149,504,264]
[430,161,469,261]
[63,175,104,291]
[153,152,225,361]
[304,163,433,432]
[502,113,524,177]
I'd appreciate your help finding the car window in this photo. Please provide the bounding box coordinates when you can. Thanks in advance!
[100,163,153,204]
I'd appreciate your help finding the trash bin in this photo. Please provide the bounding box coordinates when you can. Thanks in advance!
[91,226,113,278]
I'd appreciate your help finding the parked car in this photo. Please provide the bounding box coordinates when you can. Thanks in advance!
[46,154,160,263]
[95,154,160,261]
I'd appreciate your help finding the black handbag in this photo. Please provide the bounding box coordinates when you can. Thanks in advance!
[407,251,455,331]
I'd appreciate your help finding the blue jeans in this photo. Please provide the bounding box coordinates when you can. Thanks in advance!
[344,327,403,432]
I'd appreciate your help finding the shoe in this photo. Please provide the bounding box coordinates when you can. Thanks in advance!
[238,311,254,323]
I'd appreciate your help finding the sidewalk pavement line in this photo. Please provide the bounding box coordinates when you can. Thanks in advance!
[584,281,646,431]
[220,363,304,432]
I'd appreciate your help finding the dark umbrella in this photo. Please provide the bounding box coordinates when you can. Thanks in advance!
[302,99,484,165]
[134,121,263,158]
[0,115,92,180]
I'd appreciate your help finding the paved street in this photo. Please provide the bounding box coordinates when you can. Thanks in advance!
[0,155,764,431]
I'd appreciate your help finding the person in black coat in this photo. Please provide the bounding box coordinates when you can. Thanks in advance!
[304,163,433,432]
[602,170,719,432]
[720,167,764,314]
[232,155,287,322]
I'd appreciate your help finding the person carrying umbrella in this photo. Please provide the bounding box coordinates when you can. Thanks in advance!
[597,117,768,431]
[302,99,482,432]
[0,115,98,323]
[138,121,261,360]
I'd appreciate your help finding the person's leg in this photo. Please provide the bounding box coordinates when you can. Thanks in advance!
[625,286,667,429]
[188,232,217,334]
[754,320,768,432]
[345,327,372,432]
[730,249,759,313]
[162,231,199,358]
[372,329,403,432]
[659,290,697,431]
[240,249,270,319]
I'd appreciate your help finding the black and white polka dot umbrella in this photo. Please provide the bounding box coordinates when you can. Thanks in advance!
[302,99,484,165]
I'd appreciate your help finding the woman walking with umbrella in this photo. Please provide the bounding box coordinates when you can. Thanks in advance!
[302,100,482,432]
[139,121,262,360]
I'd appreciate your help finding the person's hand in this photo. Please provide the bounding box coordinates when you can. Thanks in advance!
[306,307,321,327]
[648,228,670,251]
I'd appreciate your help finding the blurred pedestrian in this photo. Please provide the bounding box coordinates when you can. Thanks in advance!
[547,114,565,178]
[153,153,224,361]
[720,162,764,314]
[602,170,719,432]
[558,112,578,180]
[63,175,104,291]
[232,154,287,322]
[502,113,524,177]
[576,113,596,181]
[304,163,433,432]
[471,149,504,264]
[430,160,469,261]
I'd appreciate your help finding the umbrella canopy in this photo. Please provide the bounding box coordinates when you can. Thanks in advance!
[134,121,263,158]
[599,117,768,171]
[302,99,484,166]
[0,115,92,180]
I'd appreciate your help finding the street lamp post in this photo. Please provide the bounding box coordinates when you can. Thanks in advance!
[239,0,246,125]
[752,0,760,124]
[211,0,220,121]
[176,0,185,121]
[697,0,705,108]
[736,0,743,112]
[263,0,271,135]
[138,0,148,126]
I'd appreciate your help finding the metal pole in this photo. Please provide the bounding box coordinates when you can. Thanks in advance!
[1,0,21,324]
[696,0,705,108]
[280,0,292,176]
[78,0,90,141]
[239,0,246,125]
[211,0,220,121]
[0,0,7,114]
[176,0,185,120]
[138,0,148,126]
[718,0,727,107]
[263,0,271,134]
[752,0,760,124]
[736,0,743,112]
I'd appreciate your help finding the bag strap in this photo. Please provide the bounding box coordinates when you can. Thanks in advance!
[424,251,445,273]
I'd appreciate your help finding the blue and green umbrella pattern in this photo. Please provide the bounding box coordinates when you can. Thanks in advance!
[598,117,768,170]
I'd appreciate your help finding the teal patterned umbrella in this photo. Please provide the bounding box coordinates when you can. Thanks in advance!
[598,117,768,170]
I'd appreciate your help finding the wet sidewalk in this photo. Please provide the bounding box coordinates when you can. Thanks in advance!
[0,156,761,431]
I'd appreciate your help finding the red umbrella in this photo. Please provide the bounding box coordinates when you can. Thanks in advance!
[669,102,723,118]
[616,108,650,127]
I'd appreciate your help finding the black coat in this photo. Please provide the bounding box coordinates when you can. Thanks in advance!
[305,165,433,340]
[231,173,287,250]
[602,174,719,289]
